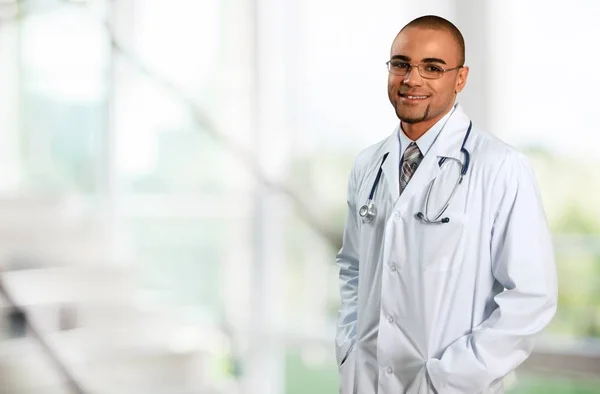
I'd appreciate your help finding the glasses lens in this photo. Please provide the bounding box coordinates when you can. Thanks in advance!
[419,63,444,79]
[388,60,410,76]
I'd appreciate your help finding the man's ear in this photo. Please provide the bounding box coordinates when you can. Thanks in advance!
[455,66,469,93]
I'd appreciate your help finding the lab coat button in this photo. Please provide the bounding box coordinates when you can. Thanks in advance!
[389,264,397,272]
[387,316,394,323]
[386,366,393,374]
[393,212,401,219]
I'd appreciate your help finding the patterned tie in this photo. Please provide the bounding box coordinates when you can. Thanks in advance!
[399,142,423,194]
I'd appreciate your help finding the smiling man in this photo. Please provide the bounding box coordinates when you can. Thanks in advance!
[387,17,467,140]
[335,15,557,394]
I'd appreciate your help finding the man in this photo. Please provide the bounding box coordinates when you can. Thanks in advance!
[335,15,557,394]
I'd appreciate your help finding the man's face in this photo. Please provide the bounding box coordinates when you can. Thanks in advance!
[387,27,468,125]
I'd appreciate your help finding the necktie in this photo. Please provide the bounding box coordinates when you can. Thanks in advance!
[400,142,423,194]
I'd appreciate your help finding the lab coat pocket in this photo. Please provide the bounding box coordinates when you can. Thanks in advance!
[338,346,357,394]
[403,211,468,271]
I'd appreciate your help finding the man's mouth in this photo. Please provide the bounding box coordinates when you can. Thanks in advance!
[399,93,429,100]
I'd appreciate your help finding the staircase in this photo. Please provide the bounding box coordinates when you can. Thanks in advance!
[0,195,233,394]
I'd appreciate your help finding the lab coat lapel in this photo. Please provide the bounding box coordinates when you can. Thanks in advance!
[393,105,472,210]
[434,104,471,162]
[381,129,401,202]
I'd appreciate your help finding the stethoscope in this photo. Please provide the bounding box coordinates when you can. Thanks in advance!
[359,121,472,225]
[358,152,390,222]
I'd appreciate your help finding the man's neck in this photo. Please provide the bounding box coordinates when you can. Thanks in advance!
[401,120,437,141]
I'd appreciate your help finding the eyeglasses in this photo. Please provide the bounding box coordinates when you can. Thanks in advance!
[386,59,463,80]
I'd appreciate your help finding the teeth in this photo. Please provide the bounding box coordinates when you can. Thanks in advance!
[407,95,427,99]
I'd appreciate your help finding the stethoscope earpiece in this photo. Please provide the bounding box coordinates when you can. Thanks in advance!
[416,212,450,224]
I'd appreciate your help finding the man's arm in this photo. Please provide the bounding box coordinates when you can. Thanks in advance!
[336,164,361,366]
[426,153,558,393]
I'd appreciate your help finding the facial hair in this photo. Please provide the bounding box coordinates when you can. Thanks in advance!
[397,104,431,124]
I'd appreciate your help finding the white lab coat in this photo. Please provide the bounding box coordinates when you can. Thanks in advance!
[336,104,557,394]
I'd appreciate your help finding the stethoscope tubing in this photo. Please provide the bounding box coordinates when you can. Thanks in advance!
[359,121,472,224]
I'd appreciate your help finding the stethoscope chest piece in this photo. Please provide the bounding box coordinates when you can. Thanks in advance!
[359,201,377,223]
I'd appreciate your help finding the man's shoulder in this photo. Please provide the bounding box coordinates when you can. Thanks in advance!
[352,134,394,172]
[469,127,530,171]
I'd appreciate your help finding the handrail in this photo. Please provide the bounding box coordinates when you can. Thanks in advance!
[0,276,87,394]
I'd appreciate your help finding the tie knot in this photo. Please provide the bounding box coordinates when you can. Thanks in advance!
[404,142,421,162]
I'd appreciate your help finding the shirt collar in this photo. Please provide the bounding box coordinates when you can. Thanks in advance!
[397,102,457,158]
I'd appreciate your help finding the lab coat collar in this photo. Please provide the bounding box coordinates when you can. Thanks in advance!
[398,105,454,158]
[379,103,472,204]
[431,103,471,163]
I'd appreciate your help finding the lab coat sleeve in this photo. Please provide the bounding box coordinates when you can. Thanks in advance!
[336,162,361,367]
[426,153,558,394]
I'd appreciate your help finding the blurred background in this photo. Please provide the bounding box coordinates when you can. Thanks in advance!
[0,0,599,393]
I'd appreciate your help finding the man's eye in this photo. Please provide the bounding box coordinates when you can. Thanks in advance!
[392,62,410,69]
[424,64,443,72]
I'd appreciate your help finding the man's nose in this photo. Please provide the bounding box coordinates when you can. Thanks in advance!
[403,66,424,86]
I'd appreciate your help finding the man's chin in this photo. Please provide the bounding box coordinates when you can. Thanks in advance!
[399,116,423,124]
[397,111,425,124]
[396,104,429,124]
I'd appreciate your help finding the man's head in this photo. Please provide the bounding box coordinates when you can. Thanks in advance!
[387,15,469,134]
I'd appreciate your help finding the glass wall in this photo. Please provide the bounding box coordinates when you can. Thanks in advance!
[0,0,599,393]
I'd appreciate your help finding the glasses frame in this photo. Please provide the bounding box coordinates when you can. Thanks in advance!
[386,60,463,80]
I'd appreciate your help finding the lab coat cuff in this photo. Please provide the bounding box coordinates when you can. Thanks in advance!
[426,358,448,394]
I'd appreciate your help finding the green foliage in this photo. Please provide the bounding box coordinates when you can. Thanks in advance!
[285,351,338,394]
[284,350,600,394]
[508,375,600,394]
[553,204,600,234]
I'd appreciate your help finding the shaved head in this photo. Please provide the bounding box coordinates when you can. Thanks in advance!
[400,15,465,66]
[387,14,470,138]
